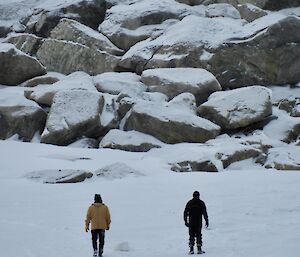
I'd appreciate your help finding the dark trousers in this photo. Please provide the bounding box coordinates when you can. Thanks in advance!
[91,229,105,253]
[189,224,202,248]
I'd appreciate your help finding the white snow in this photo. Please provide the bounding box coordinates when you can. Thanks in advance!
[205,3,241,19]
[0,139,299,257]
[99,129,164,148]
[0,89,40,108]
[142,68,218,87]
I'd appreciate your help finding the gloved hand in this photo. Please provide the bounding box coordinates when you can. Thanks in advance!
[85,226,89,232]
[185,222,189,227]
[205,221,209,228]
[106,225,110,231]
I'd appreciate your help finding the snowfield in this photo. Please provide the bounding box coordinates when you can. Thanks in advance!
[0,140,300,257]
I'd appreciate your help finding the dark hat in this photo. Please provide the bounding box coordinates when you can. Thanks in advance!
[94,194,102,203]
[193,191,200,198]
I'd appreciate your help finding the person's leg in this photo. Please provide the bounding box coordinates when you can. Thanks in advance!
[189,227,196,253]
[98,230,105,255]
[91,230,98,254]
[196,224,203,253]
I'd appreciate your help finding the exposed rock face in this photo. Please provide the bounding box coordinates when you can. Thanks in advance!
[263,0,300,11]
[236,4,268,22]
[25,169,93,183]
[210,16,300,88]
[41,90,104,145]
[25,0,107,37]
[98,0,201,50]
[25,72,97,106]
[0,43,46,85]
[36,39,120,75]
[198,86,272,130]
[4,33,44,55]
[0,91,47,141]
[21,72,66,87]
[50,19,124,56]
[123,94,221,144]
[141,68,221,105]
[99,129,163,152]
[120,14,300,88]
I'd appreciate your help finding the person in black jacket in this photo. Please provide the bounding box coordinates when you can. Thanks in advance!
[184,191,209,254]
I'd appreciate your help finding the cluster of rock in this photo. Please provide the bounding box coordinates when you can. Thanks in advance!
[1,0,299,172]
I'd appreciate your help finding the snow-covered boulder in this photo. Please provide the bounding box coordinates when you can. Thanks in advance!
[25,72,97,106]
[120,14,300,88]
[149,137,261,172]
[41,90,104,145]
[95,162,143,179]
[0,90,47,141]
[263,108,300,143]
[265,146,300,170]
[123,94,221,144]
[210,15,300,88]
[4,33,44,55]
[50,19,124,56]
[0,43,46,85]
[141,68,221,105]
[24,0,107,37]
[277,98,300,118]
[198,86,272,130]
[68,137,99,149]
[236,4,268,22]
[205,4,241,19]
[36,39,120,75]
[99,129,163,152]
[25,169,93,183]
[93,72,147,96]
[0,22,12,38]
[98,0,201,50]
[21,72,66,88]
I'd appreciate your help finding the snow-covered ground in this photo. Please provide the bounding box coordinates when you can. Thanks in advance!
[0,140,299,257]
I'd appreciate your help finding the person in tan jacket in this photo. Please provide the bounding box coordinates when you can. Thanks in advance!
[85,194,111,257]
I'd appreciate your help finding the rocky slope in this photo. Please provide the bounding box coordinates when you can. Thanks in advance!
[0,0,299,173]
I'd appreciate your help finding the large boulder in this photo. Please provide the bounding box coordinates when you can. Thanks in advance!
[96,162,143,179]
[41,90,104,145]
[198,86,272,130]
[0,43,46,85]
[263,108,300,143]
[210,16,300,88]
[21,72,66,88]
[25,72,97,106]
[236,4,268,22]
[93,72,147,96]
[50,19,124,56]
[25,0,107,37]
[265,146,300,170]
[141,68,221,105]
[205,3,241,19]
[36,39,120,75]
[4,33,44,55]
[98,0,202,50]
[119,14,300,88]
[123,94,221,144]
[25,169,93,183]
[0,90,47,141]
[99,129,163,152]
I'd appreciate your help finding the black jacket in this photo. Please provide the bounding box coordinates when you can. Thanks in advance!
[184,198,209,227]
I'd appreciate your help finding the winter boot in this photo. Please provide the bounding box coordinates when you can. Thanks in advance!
[98,248,103,256]
[93,250,98,257]
[197,245,205,254]
[189,246,194,254]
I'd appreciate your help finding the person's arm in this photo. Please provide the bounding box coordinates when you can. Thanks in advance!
[184,203,189,227]
[85,206,91,232]
[106,206,111,230]
[203,202,209,228]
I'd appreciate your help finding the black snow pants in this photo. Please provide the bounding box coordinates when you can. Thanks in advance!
[91,229,105,252]
[189,224,202,248]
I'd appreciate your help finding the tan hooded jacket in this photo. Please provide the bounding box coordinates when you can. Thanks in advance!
[85,203,111,230]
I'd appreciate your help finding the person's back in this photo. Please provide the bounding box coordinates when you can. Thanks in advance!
[85,194,111,257]
[184,191,209,254]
